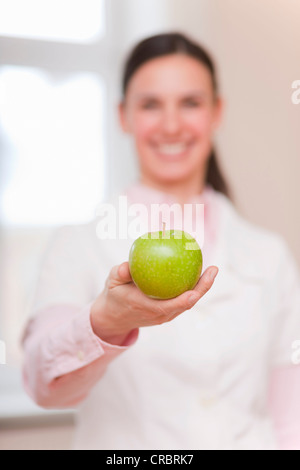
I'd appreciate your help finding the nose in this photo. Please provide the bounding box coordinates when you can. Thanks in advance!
[161,104,182,136]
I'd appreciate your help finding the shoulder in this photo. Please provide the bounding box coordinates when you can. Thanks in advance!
[212,190,295,281]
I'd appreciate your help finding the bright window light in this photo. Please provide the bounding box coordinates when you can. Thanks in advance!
[0,66,105,226]
[0,0,105,43]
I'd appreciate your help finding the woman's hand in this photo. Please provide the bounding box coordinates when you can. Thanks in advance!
[90,262,218,346]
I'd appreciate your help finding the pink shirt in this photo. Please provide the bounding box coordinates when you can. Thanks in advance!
[22,182,300,450]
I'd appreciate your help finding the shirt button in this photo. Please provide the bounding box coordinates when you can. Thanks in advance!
[77,350,85,361]
[199,395,216,408]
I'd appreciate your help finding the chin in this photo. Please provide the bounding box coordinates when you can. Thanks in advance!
[150,168,196,185]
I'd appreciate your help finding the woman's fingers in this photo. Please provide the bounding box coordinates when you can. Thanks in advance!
[192,266,219,297]
[151,265,219,317]
[182,266,219,308]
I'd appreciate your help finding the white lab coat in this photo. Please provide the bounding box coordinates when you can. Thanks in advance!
[29,184,300,450]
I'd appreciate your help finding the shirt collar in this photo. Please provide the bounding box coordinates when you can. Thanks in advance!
[123,180,213,206]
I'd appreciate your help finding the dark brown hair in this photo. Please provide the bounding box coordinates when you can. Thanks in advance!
[121,32,231,198]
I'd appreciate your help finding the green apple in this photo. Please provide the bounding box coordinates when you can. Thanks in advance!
[128,229,202,299]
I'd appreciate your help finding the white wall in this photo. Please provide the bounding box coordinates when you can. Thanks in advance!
[203,0,300,263]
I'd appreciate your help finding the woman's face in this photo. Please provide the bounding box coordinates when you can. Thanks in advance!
[119,53,222,187]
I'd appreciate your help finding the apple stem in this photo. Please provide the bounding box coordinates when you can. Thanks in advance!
[162,221,166,237]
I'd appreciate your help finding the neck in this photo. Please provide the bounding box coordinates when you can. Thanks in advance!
[140,171,206,206]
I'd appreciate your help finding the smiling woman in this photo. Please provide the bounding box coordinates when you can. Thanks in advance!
[21,31,300,451]
[119,55,220,196]
[119,33,230,201]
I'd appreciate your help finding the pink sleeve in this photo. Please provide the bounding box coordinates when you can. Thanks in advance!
[22,303,139,408]
[268,365,300,450]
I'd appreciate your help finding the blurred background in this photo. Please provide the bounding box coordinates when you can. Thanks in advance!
[0,0,299,450]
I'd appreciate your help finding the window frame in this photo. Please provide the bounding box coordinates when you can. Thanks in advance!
[0,0,114,424]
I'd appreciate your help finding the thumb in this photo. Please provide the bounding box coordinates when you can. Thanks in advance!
[118,261,132,283]
[108,262,133,288]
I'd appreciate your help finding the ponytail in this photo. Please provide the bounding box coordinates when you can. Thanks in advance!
[206,148,231,198]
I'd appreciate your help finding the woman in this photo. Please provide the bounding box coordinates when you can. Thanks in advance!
[22,33,300,450]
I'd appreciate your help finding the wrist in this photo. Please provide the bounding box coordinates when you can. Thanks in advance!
[90,296,132,346]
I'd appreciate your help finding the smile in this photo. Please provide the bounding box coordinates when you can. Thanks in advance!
[154,142,192,159]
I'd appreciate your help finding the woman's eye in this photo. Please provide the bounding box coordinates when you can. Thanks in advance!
[141,101,160,110]
[183,99,202,108]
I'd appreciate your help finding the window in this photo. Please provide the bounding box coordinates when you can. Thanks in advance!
[0,0,108,420]
[0,66,105,226]
[0,0,105,43]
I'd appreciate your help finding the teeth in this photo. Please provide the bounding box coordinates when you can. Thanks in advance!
[158,143,187,155]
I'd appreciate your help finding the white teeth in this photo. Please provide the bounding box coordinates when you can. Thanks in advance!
[157,143,187,155]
